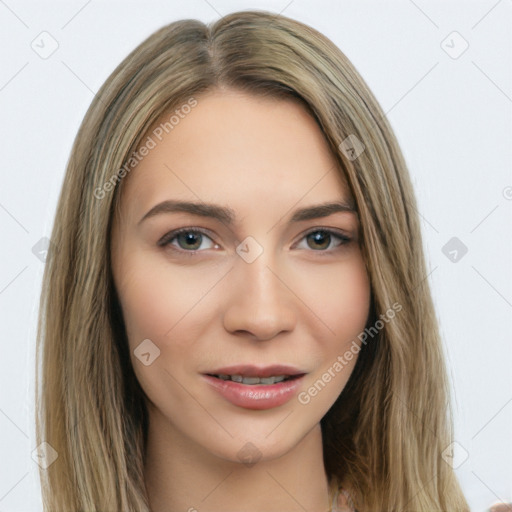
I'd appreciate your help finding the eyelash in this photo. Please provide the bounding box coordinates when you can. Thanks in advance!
[157,227,352,256]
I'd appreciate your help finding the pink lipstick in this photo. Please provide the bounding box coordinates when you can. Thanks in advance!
[202,364,306,410]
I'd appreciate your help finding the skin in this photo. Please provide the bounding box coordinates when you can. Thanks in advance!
[111,88,371,512]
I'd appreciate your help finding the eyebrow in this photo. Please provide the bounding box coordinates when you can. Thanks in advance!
[138,199,357,226]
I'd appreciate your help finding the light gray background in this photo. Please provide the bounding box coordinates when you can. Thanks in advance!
[0,1,511,511]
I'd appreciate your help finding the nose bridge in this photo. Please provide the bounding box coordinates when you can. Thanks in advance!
[241,253,280,299]
[235,234,282,294]
[222,239,296,339]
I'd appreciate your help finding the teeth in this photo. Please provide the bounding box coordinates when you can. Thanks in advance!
[242,376,260,385]
[261,376,287,384]
[214,374,289,385]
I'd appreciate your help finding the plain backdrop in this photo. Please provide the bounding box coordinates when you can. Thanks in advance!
[0,1,511,511]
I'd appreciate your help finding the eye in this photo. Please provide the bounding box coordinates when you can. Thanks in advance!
[158,228,217,253]
[295,228,352,252]
[158,227,352,255]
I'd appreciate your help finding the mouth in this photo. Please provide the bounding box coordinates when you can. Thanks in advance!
[204,364,306,383]
[202,364,307,410]
[205,373,303,385]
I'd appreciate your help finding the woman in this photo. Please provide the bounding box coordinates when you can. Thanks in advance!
[35,9,471,511]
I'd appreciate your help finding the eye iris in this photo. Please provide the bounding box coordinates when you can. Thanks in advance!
[177,232,202,250]
[307,231,330,250]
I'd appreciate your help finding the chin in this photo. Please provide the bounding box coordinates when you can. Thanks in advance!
[196,414,324,467]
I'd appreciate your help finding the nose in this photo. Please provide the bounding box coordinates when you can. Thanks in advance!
[222,252,297,341]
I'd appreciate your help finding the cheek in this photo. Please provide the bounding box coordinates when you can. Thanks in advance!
[294,254,370,403]
[117,246,370,359]
[116,264,179,347]
[113,253,213,406]
[114,250,228,363]
[117,252,195,336]
[333,263,371,343]
[297,253,371,345]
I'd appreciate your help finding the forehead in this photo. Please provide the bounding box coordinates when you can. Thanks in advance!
[118,89,351,219]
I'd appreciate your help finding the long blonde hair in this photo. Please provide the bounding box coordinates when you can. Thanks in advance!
[35,10,469,511]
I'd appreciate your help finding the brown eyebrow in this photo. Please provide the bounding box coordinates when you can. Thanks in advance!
[138,199,357,226]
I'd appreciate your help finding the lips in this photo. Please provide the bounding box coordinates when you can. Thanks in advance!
[202,364,307,410]
[209,374,296,385]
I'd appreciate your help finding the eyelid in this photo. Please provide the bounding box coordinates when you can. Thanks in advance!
[291,227,352,254]
[158,225,353,255]
[157,226,217,248]
[294,226,352,245]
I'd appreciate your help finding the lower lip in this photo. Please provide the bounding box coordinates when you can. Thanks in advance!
[202,374,305,410]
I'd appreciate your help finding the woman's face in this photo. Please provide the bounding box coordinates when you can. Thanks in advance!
[111,88,371,464]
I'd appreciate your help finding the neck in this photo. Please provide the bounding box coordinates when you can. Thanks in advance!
[143,405,333,512]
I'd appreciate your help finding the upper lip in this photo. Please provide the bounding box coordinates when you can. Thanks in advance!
[205,364,306,378]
